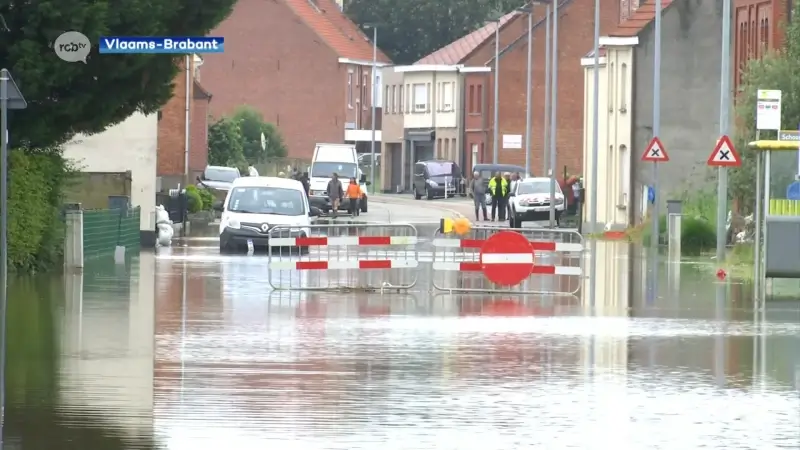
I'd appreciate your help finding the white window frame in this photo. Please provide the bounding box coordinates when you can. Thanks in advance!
[442,82,454,112]
[413,83,427,112]
[347,70,353,109]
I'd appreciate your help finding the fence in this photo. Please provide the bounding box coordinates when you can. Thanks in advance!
[266,223,419,291]
[82,207,141,260]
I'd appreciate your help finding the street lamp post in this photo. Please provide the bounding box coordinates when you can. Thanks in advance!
[547,0,559,228]
[369,26,378,193]
[517,5,534,176]
[492,19,500,164]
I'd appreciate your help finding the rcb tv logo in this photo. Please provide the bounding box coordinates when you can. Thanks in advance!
[54,31,91,63]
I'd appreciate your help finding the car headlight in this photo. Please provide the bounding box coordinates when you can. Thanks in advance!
[555,198,564,205]
[427,180,438,187]
[311,190,325,196]
[225,217,241,229]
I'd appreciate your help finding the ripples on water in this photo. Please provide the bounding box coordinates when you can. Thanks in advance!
[155,308,800,450]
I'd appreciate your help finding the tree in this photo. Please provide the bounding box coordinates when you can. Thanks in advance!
[732,1,800,212]
[207,117,245,167]
[1,0,237,149]
[344,0,521,64]
[231,106,287,163]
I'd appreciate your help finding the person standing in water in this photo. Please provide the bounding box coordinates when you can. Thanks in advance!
[470,171,488,221]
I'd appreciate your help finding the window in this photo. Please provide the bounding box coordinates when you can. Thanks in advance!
[620,63,628,111]
[517,180,563,195]
[227,187,306,216]
[413,83,427,112]
[619,144,629,207]
[310,161,358,179]
[363,74,369,110]
[426,83,432,112]
[203,166,240,182]
[391,85,397,113]
[405,84,411,111]
[476,84,483,113]
[375,73,382,107]
[437,139,442,158]
[441,82,454,111]
[347,71,353,108]
[469,85,475,113]
[399,85,404,113]
[385,85,391,113]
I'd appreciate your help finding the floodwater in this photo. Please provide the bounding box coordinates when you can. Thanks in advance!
[4,235,800,449]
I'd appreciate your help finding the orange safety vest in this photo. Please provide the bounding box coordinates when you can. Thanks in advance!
[346,183,361,199]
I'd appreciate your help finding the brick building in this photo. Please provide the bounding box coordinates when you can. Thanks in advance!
[199,0,391,162]
[157,55,212,189]
[415,0,618,176]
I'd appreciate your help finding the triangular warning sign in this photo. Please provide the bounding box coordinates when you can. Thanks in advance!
[641,137,669,162]
[707,135,741,167]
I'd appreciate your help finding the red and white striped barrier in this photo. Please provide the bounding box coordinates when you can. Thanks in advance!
[269,235,417,247]
[269,259,418,270]
[431,228,584,295]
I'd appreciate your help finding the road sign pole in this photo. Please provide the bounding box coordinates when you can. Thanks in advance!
[716,0,732,263]
[652,0,662,252]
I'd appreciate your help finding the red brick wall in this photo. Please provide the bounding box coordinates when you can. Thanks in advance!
[733,0,788,92]
[157,62,193,177]
[462,0,619,176]
[200,0,347,161]
[190,95,210,172]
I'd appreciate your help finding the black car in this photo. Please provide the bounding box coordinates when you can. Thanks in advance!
[412,160,465,200]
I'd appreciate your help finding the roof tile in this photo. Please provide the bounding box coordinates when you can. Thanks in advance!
[415,10,520,65]
[607,0,674,37]
[284,0,391,62]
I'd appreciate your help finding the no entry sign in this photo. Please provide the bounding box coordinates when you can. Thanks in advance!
[479,231,534,286]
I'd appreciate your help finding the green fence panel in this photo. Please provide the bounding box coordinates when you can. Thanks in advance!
[82,207,141,260]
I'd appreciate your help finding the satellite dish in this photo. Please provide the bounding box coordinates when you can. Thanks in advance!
[260,132,266,151]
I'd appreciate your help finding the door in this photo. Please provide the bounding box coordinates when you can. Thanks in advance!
[390,143,402,193]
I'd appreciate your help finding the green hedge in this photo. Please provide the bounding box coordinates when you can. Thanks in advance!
[643,215,716,256]
[5,149,71,271]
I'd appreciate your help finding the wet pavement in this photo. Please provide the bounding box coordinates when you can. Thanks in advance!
[5,215,800,448]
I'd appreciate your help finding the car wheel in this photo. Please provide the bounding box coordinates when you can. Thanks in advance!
[360,198,368,212]
[426,187,434,200]
[414,187,422,200]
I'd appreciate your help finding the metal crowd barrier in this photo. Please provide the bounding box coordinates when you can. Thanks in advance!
[267,223,419,291]
[431,226,584,295]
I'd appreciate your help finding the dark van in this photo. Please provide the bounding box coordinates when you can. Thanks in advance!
[413,160,465,199]
[471,163,530,195]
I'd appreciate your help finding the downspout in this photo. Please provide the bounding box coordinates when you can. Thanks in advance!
[183,54,191,187]
[458,68,467,170]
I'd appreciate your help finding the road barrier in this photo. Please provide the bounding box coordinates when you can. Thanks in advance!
[431,226,584,295]
[267,223,419,291]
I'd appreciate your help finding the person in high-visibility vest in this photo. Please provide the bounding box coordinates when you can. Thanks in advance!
[346,177,361,216]
[488,173,508,221]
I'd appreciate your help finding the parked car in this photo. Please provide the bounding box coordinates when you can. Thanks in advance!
[508,177,565,228]
[358,152,381,168]
[471,163,530,197]
[197,165,241,203]
[413,160,466,199]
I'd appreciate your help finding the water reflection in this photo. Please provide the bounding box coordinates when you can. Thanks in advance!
[4,255,156,449]
[154,243,800,448]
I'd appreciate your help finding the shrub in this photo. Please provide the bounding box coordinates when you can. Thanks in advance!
[184,185,203,213]
[680,216,716,256]
[641,214,716,255]
[5,149,71,271]
[196,187,214,210]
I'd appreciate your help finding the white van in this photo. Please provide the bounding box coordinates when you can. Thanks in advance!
[216,176,320,253]
[308,143,370,213]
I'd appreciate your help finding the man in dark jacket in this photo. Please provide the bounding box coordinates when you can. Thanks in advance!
[326,172,344,215]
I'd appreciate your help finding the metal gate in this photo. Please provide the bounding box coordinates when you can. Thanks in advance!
[431,226,584,295]
[267,223,419,291]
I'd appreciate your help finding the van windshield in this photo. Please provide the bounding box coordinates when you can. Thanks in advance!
[426,162,455,177]
[226,186,306,216]
[311,162,358,178]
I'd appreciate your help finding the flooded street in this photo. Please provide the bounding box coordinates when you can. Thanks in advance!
[5,229,800,449]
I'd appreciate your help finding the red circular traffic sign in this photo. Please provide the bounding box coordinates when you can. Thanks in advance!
[480,231,534,286]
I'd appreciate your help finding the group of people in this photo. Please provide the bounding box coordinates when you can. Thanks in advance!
[324,172,364,216]
[470,172,521,222]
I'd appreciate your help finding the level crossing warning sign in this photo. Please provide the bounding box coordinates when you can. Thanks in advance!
[641,137,669,162]
[707,135,741,167]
